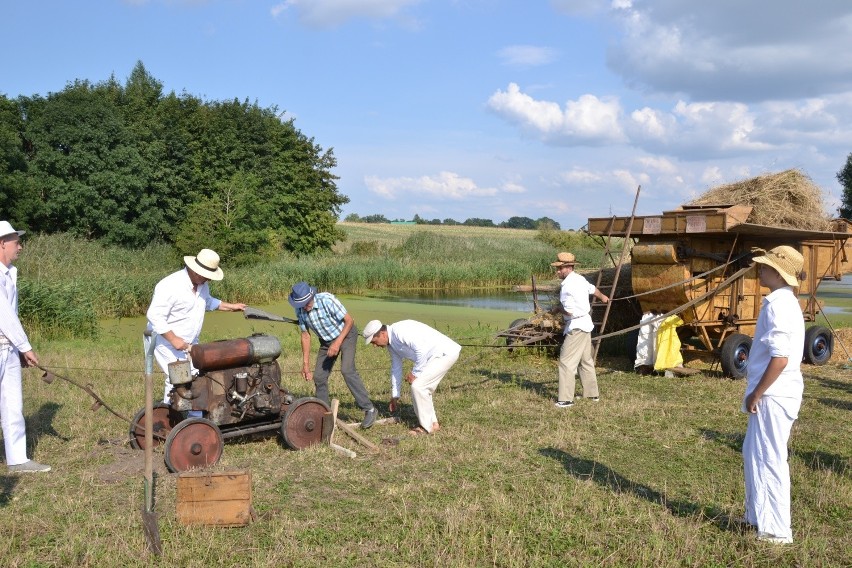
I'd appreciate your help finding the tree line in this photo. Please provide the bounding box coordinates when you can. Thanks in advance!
[344,213,562,230]
[0,61,346,263]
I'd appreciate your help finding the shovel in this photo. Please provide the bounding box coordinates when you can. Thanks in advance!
[142,332,162,555]
[244,306,299,324]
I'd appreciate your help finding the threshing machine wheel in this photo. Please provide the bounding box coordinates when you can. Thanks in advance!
[803,326,832,365]
[720,333,752,379]
[129,403,180,450]
[163,417,224,473]
[280,397,330,450]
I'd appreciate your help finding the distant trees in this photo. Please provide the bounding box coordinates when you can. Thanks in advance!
[343,213,563,229]
[838,153,852,219]
[0,61,346,261]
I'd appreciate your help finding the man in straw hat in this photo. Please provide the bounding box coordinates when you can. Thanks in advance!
[362,319,461,435]
[288,281,378,429]
[146,249,247,403]
[741,245,805,544]
[551,252,609,408]
[0,221,51,473]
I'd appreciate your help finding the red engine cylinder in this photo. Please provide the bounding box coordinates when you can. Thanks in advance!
[190,339,252,371]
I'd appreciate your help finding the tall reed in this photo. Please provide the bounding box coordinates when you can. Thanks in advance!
[16,228,605,338]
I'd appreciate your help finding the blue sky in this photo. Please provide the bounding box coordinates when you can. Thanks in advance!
[2,0,852,228]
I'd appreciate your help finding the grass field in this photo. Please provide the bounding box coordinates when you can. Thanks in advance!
[3,227,850,566]
[1,301,850,567]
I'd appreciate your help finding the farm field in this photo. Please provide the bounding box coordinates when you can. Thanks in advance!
[2,301,850,567]
[3,228,850,566]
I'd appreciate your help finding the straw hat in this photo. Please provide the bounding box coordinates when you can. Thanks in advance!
[362,320,383,344]
[550,252,578,267]
[288,281,317,308]
[751,245,803,287]
[184,249,224,281]
[0,221,25,240]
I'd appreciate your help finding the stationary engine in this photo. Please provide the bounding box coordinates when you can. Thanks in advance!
[130,333,330,473]
[168,334,290,424]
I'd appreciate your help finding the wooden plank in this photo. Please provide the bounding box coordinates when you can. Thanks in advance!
[335,418,380,453]
[330,443,357,459]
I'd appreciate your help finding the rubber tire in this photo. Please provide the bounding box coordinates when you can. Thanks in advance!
[803,326,832,365]
[720,333,752,379]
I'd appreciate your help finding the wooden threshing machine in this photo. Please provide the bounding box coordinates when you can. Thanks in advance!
[587,204,852,377]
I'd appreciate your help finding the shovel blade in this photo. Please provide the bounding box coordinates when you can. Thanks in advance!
[244,306,297,324]
[142,509,162,556]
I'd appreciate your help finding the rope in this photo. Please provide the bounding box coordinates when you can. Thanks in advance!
[36,364,133,425]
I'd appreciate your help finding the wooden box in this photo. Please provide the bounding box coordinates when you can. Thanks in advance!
[176,469,254,526]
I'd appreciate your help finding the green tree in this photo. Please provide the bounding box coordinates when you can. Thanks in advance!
[837,153,852,219]
[500,216,536,229]
[463,217,495,227]
[361,214,390,223]
[536,216,561,230]
[1,63,349,258]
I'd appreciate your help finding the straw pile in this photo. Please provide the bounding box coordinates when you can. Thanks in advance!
[687,169,833,231]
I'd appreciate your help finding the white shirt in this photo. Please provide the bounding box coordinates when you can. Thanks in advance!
[0,263,32,352]
[386,320,461,398]
[559,270,596,333]
[745,287,804,401]
[145,268,221,343]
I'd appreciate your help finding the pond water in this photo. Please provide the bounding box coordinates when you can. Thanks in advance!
[814,274,852,314]
[379,289,547,313]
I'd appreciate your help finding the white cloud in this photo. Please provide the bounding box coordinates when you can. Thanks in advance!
[364,171,497,200]
[501,181,527,194]
[487,83,626,145]
[497,45,558,67]
[272,0,421,27]
[607,1,852,102]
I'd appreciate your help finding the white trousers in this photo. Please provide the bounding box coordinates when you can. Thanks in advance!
[742,396,800,541]
[0,346,29,465]
[410,351,459,432]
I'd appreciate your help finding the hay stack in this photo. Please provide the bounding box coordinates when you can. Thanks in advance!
[687,169,833,231]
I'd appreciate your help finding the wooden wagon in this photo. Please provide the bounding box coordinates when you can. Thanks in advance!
[587,203,851,376]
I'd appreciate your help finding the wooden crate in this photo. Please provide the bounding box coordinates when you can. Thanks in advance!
[176,469,254,527]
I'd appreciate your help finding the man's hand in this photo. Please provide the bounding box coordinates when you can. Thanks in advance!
[20,350,38,368]
[744,391,761,414]
[170,337,190,351]
[389,397,400,413]
[405,372,417,384]
[301,363,313,382]
[327,340,342,357]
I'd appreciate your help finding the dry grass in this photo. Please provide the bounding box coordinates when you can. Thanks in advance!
[2,323,850,567]
[687,169,834,231]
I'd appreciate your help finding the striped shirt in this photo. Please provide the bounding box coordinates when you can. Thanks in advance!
[296,292,347,343]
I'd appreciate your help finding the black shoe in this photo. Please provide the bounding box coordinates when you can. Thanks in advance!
[361,407,378,429]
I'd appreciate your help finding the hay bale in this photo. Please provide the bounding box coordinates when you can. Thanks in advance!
[829,327,852,364]
[687,169,832,231]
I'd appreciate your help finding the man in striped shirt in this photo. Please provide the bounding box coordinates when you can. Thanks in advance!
[289,281,378,429]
